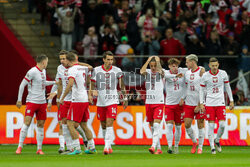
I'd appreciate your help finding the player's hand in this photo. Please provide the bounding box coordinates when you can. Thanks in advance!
[194,106,200,113]
[88,65,93,71]
[179,99,184,106]
[229,101,234,110]
[16,101,22,109]
[88,95,93,104]
[47,92,57,100]
[154,56,160,61]
[56,102,60,109]
[200,104,205,113]
[176,73,184,78]
[59,99,64,105]
[47,103,52,111]
[200,67,205,77]
[92,90,98,97]
[123,99,128,109]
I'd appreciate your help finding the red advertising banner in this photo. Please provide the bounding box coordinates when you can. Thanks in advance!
[0,105,249,145]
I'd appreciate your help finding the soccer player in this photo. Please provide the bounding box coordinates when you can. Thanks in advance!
[164,58,186,154]
[89,51,128,155]
[16,54,55,154]
[181,54,205,154]
[60,52,96,155]
[200,57,234,154]
[47,51,91,153]
[140,56,164,154]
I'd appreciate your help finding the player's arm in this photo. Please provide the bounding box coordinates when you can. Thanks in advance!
[45,80,56,86]
[180,78,187,106]
[59,78,73,104]
[88,80,96,104]
[140,56,154,76]
[224,80,234,110]
[199,75,206,112]
[155,56,165,77]
[16,79,29,109]
[119,76,128,109]
[78,62,93,71]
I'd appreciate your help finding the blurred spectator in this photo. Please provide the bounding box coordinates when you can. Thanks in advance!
[223,32,240,55]
[100,15,119,36]
[239,45,250,72]
[234,90,249,106]
[121,48,141,72]
[137,8,159,39]
[115,36,131,55]
[234,11,249,38]
[230,0,241,21]
[153,0,169,17]
[82,26,98,57]
[160,28,186,57]
[186,34,205,55]
[158,11,176,34]
[136,31,160,56]
[98,24,118,54]
[56,5,77,51]
[128,88,144,105]
[202,14,215,41]
[174,21,188,47]
[116,0,129,18]
[204,30,222,55]
[207,0,220,23]
[243,0,250,13]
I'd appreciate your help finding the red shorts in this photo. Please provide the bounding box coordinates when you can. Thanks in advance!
[67,102,90,123]
[145,104,164,122]
[205,106,226,121]
[165,105,184,124]
[58,101,71,121]
[97,104,117,121]
[25,102,47,120]
[184,105,206,120]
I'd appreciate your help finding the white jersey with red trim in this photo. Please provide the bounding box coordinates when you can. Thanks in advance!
[57,65,72,101]
[200,69,229,106]
[24,66,47,104]
[91,65,123,107]
[164,68,188,105]
[184,67,202,106]
[145,69,164,104]
[68,64,89,103]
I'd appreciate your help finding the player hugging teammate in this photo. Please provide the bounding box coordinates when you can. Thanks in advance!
[15,51,233,155]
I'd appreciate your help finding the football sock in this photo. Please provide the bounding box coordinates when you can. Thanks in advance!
[208,123,215,150]
[105,127,113,149]
[88,139,95,149]
[59,135,65,149]
[174,125,181,147]
[166,123,174,148]
[18,124,29,148]
[37,127,44,150]
[72,139,81,150]
[186,127,197,143]
[102,128,106,139]
[152,123,160,148]
[216,121,225,142]
[62,124,72,150]
[198,128,205,149]
[76,125,87,141]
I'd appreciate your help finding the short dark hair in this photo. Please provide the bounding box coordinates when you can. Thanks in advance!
[66,52,76,62]
[103,51,114,59]
[209,57,218,63]
[69,50,78,55]
[168,58,180,66]
[59,50,68,55]
[149,57,156,63]
[36,54,48,63]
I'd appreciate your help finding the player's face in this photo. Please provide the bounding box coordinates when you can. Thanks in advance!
[168,64,178,74]
[42,58,48,69]
[185,59,193,69]
[209,61,219,72]
[149,61,157,72]
[59,54,67,67]
[103,55,114,67]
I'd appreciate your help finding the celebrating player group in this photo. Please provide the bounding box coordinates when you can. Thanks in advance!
[15,50,234,155]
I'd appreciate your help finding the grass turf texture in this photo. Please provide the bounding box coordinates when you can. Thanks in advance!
[0,145,249,167]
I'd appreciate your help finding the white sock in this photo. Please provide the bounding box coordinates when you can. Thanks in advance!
[186,127,197,143]
[166,124,174,148]
[105,127,113,149]
[88,139,95,149]
[152,123,160,148]
[208,123,215,150]
[174,125,181,147]
[102,129,106,139]
[37,127,44,150]
[216,121,225,142]
[62,124,73,150]
[198,128,205,149]
[18,124,29,148]
[59,135,65,149]
[72,139,81,150]
[76,126,87,141]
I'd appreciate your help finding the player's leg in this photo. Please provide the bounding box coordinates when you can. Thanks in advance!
[151,119,162,154]
[146,105,156,154]
[174,106,183,154]
[101,121,106,139]
[197,119,205,154]
[206,106,216,154]
[165,105,176,154]
[58,120,65,153]
[36,119,45,155]
[214,106,226,153]
[80,122,97,154]
[67,121,81,154]
[62,118,73,153]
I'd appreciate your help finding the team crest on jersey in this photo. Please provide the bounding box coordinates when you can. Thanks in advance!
[190,74,195,80]
[64,70,68,76]
[212,77,218,83]
[173,78,178,82]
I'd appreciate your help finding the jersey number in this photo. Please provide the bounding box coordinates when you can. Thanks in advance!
[213,87,219,93]
[190,85,195,91]
[174,84,179,90]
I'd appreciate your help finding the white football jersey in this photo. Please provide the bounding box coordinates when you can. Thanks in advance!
[145,69,164,104]
[164,68,188,105]
[24,66,47,104]
[91,65,123,107]
[200,70,229,106]
[68,64,89,103]
[184,67,202,106]
[57,65,72,101]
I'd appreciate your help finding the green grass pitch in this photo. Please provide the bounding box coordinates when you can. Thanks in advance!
[0,145,249,167]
